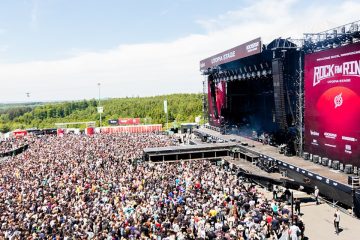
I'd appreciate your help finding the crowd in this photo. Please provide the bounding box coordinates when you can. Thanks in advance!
[0,132,305,239]
[0,137,31,154]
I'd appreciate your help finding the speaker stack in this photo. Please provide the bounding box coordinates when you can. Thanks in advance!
[322,157,329,166]
[327,159,332,168]
[272,58,287,131]
[332,160,340,170]
[340,163,344,171]
[344,164,353,174]
[313,155,319,164]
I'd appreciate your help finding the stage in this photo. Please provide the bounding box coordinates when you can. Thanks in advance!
[198,20,360,216]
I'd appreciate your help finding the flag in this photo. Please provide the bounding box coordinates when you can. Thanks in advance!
[164,100,168,114]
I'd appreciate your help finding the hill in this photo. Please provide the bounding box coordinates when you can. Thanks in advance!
[0,93,203,132]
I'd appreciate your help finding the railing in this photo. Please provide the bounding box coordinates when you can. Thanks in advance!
[0,144,29,158]
[203,124,221,132]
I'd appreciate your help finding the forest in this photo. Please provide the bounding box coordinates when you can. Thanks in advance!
[0,93,203,133]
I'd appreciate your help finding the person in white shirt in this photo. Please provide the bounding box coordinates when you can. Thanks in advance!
[314,186,319,205]
[289,224,301,240]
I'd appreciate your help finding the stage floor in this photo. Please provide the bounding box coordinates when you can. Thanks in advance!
[198,127,351,186]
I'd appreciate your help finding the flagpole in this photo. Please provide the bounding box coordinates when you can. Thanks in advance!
[164,99,168,130]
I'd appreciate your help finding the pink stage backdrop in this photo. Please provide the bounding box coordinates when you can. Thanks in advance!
[304,42,360,165]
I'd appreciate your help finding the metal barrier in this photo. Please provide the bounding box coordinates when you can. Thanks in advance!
[0,144,29,158]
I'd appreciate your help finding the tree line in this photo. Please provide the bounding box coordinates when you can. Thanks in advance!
[0,93,203,133]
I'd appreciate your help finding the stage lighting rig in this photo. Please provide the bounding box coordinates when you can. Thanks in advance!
[303,19,360,53]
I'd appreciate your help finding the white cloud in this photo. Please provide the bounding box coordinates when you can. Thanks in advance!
[0,0,358,102]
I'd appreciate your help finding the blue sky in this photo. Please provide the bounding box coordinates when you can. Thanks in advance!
[0,0,244,62]
[0,0,358,102]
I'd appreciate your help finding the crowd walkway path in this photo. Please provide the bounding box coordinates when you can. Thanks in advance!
[301,203,360,239]
[254,184,360,239]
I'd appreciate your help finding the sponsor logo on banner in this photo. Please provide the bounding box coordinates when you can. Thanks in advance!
[334,93,343,108]
[312,139,319,146]
[345,144,352,154]
[324,132,337,139]
[118,118,141,125]
[310,130,320,136]
[342,136,357,142]
[108,119,118,125]
[14,131,27,137]
[246,42,260,53]
[313,60,360,86]
[325,143,337,148]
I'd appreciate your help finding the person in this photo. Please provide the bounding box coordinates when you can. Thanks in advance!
[284,188,291,203]
[334,208,340,234]
[273,186,278,200]
[289,224,301,240]
[297,217,305,239]
[314,186,319,205]
[294,198,301,215]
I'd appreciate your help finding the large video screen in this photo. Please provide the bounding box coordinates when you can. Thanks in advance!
[304,42,360,165]
[215,81,226,118]
[207,79,226,127]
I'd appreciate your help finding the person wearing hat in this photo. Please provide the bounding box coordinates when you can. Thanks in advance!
[236,225,245,239]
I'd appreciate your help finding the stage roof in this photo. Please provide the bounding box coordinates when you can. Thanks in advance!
[200,37,262,71]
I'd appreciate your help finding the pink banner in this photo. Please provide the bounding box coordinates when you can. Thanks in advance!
[304,42,360,165]
[13,129,28,137]
[118,118,141,125]
[100,124,162,134]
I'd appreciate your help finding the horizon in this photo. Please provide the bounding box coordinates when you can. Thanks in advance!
[0,92,202,105]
